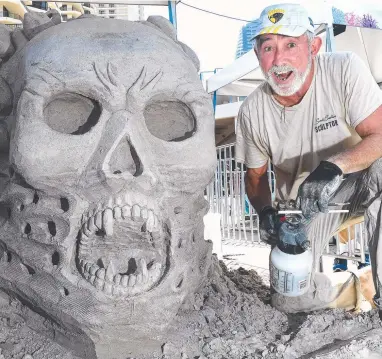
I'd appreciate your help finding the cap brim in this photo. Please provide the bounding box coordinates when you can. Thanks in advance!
[250,26,308,42]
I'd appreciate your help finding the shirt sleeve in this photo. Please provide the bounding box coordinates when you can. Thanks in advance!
[344,52,382,128]
[235,104,269,168]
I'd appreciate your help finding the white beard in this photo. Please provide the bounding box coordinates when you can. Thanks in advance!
[262,52,312,97]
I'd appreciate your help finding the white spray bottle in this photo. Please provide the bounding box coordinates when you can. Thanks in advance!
[270,214,313,297]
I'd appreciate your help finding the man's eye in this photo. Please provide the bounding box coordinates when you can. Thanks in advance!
[264,46,272,52]
[287,43,297,48]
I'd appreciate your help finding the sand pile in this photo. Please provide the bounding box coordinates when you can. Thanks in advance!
[1,257,382,359]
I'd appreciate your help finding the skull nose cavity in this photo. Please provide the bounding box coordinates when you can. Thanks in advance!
[109,138,143,177]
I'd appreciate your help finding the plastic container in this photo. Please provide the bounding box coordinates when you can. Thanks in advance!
[270,245,312,297]
[270,216,313,297]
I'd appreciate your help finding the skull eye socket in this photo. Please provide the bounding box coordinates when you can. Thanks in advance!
[144,99,196,142]
[44,93,101,135]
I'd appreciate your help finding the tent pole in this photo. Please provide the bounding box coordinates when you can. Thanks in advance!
[168,1,177,31]
[213,68,218,113]
[326,25,336,52]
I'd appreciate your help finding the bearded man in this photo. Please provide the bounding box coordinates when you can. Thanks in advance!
[235,3,382,313]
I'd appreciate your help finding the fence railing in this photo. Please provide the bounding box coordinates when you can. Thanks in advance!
[5,24,22,29]
[324,219,367,265]
[206,143,260,243]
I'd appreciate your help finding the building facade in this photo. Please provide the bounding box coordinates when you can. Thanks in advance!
[81,3,144,20]
[0,1,145,29]
[235,21,257,59]
[0,0,26,29]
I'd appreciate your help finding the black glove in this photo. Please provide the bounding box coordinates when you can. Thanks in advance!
[296,161,343,219]
[259,206,278,245]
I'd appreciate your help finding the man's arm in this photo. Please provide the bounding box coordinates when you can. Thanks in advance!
[245,163,272,214]
[297,105,382,218]
[328,105,382,174]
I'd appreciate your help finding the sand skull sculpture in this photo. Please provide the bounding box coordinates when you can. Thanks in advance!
[0,12,216,358]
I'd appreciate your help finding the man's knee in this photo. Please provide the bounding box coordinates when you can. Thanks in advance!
[366,157,382,192]
[271,272,362,313]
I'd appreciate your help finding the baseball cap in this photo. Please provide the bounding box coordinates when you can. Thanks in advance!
[250,3,315,41]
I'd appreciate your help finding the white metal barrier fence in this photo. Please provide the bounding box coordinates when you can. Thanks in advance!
[324,220,367,264]
[205,143,261,243]
[207,143,369,266]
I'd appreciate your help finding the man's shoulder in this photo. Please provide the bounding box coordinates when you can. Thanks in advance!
[240,82,270,115]
[316,51,356,69]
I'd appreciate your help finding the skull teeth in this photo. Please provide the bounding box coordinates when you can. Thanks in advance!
[82,204,160,238]
[103,209,114,236]
[79,257,162,296]
[78,198,165,296]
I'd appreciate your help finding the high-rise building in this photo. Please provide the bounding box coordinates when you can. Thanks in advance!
[0,1,89,28]
[0,1,145,29]
[90,4,144,21]
[235,21,257,59]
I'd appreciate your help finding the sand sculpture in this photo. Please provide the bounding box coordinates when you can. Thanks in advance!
[0,11,216,358]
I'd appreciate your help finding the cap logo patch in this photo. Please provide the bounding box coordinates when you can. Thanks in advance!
[268,8,285,24]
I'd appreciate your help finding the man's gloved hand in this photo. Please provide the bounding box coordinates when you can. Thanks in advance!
[296,161,343,219]
[259,206,278,245]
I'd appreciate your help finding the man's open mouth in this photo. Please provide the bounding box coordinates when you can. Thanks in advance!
[274,70,293,81]
[77,195,168,297]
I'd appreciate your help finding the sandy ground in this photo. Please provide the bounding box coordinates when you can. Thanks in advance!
[221,238,271,285]
[1,240,382,359]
